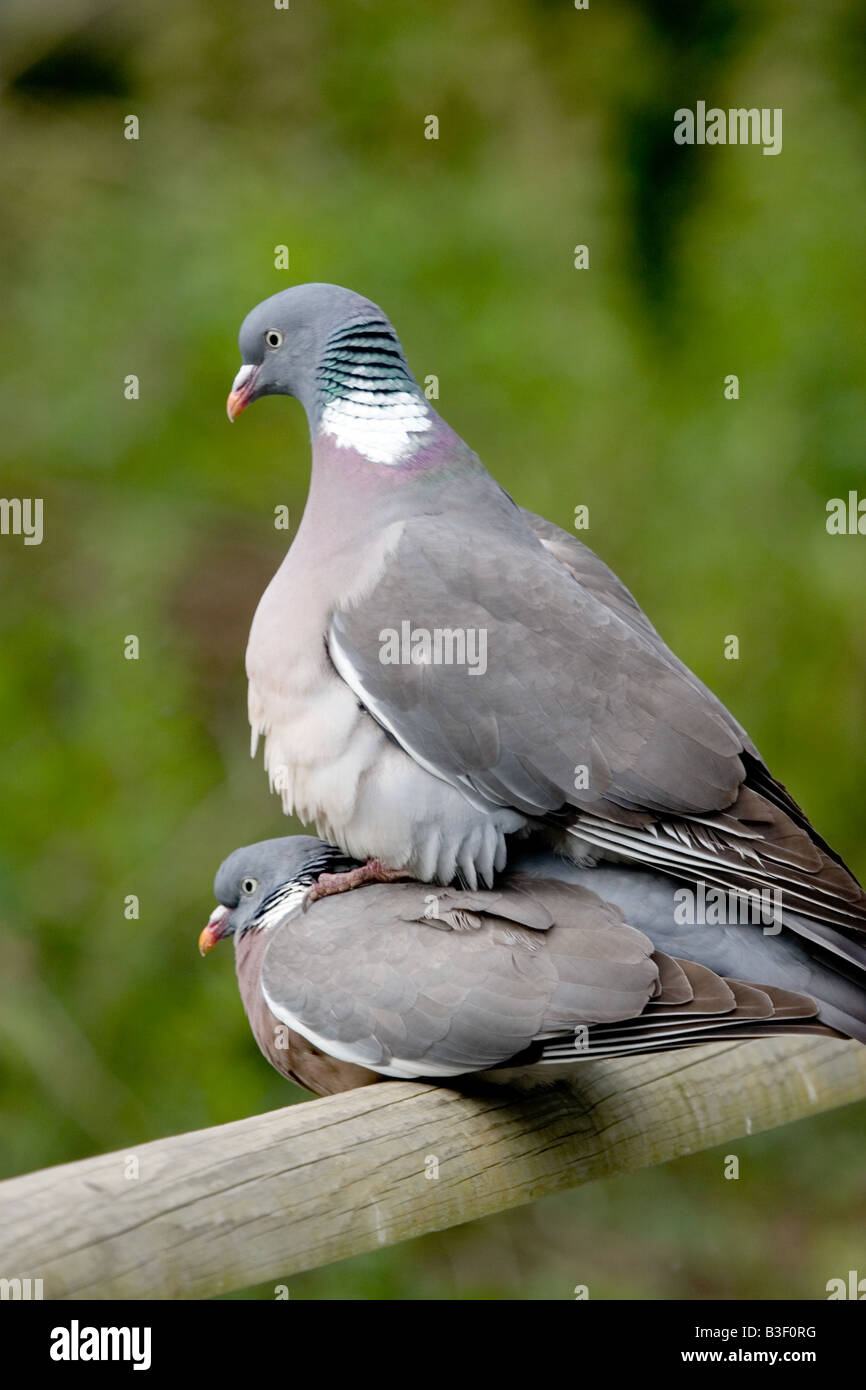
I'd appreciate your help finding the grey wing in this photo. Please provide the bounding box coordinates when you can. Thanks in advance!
[522,513,864,919]
[523,508,755,724]
[259,878,660,1078]
[523,956,835,1067]
[488,876,836,1058]
[521,509,671,649]
[521,512,861,873]
[511,854,866,1040]
[330,512,866,933]
[329,512,747,821]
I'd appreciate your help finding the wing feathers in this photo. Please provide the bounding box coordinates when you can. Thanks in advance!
[256,872,850,1084]
[328,509,866,936]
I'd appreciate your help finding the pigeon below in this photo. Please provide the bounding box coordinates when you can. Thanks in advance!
[228,282,866,984]
[199,835,866,1098]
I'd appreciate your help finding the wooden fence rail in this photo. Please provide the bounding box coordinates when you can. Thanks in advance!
[1,1036,865,1300]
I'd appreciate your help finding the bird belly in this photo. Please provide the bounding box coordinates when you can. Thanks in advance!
[326,738,526,886]
[247,534,524,886]
[249,655,524,886]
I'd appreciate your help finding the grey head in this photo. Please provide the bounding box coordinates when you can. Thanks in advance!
[226,282,421,430]
[199,834,359,953]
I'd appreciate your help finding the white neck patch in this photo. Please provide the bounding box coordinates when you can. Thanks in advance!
[320,389,432,466]
[247,880,309,935]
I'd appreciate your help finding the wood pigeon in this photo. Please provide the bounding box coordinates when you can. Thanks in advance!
[227,283,866,992]
[199,836,866,1098]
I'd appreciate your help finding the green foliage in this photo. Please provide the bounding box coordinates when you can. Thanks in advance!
[0,0,863,1297]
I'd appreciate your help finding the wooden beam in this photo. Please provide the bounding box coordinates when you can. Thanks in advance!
[1,1037,865,1300]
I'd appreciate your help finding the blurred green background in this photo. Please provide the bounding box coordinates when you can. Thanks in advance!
[1,0,864,1298]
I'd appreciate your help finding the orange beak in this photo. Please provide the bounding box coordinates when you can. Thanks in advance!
[226,363,260,421]
[199,904,231,956]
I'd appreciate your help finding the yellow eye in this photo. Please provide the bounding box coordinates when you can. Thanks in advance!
[242,877,258,895]
[265,329,283,349]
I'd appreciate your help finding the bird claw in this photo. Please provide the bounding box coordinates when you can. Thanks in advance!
[303,859,410,911]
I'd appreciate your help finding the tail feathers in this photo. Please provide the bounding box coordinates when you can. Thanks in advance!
[509,847,866,1049]
[781,910,866,973]
[810,1001,866,1044]
[566,790,866,937]
[524,952,846,1064]
[792,941,866,1043]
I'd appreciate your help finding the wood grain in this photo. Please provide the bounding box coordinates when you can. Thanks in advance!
[1,1036,865,1299]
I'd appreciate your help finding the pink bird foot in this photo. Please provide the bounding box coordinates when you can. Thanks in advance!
[303,858,411,909]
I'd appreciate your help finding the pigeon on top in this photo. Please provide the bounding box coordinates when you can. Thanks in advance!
[200,835,866,1098]
[228,282,866,980]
